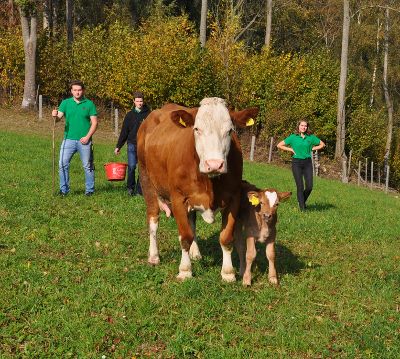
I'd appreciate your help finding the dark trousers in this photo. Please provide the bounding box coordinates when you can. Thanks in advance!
[127,143,142,194]
[291,158,313,210]
[127,143,137,191]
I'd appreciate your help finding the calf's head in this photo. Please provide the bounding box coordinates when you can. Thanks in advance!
[171,97,258,176]
[247,188,292,225]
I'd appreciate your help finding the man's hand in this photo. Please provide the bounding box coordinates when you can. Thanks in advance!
[80,136,90,145]
[114,148,120,155]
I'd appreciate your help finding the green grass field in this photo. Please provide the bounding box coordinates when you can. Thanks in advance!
[1,129,400,358]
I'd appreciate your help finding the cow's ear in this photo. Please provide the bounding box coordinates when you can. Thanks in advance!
[170,110,195,128]
[230,107,259,128]
[278,191,292,202]
[247,191,260,206]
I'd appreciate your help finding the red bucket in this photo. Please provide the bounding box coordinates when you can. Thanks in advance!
[104,162,128,181]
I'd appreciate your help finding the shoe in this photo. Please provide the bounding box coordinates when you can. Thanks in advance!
[85,192,94,197]
[127,188,135,196]
[59,191,68,197]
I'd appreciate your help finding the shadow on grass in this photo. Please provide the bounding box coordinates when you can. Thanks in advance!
[306,202,336,212]
[196,232,307,279]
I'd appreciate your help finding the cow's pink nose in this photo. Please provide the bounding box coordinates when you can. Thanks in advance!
[205,159,224,172]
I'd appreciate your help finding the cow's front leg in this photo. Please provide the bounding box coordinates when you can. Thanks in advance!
[241,236,256,286]
[266,235,278,285]
[233,230,246,278]
[188,211,202,260]
[220,208,238,282]
[173,201,194,280]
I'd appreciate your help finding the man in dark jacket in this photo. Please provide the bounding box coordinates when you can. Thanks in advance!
[114,92,150,195]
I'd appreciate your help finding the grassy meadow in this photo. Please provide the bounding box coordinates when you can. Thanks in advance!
[1,126,400,358]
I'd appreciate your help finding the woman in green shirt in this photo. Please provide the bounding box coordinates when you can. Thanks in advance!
[277,120,325,211]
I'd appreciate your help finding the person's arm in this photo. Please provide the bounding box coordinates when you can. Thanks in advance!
[312,140,325,151]
[115,113,130,154]
[277,140,295,155]
[80,116,98,144]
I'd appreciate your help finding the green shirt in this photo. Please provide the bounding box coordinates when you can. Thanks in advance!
[284,133,321,159]
[59,97,97,140]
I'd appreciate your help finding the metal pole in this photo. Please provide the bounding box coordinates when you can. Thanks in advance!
[370,161,373,189]
[249,135,255,161]
[357,161,361,186]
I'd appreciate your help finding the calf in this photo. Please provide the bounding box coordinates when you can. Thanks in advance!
[234,180,291,286]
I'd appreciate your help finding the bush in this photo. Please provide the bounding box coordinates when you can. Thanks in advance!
[0,28,24,104]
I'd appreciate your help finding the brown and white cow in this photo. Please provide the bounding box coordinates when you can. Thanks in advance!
[234,180,291,286]
[137,97,258,281]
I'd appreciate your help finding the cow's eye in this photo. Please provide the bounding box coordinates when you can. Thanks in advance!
[194,127,201,135]
[228,128,234,135]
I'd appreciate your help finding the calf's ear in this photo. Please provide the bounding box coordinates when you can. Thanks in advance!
[229,107,259,128]
[247,191,260,206]
[170,110,195,128]
[278,191,292,202]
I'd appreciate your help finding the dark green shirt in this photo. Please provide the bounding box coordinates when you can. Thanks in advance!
[59,97,97,140]
[284,133,321,159]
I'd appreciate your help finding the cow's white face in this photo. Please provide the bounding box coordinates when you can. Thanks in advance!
[193,98,234,175]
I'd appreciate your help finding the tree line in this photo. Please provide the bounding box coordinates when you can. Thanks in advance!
[0,0,399,189]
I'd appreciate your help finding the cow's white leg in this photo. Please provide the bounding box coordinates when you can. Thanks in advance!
[148,217,160,265]
[243,237,256,286]
[220,244,236,282]
[188,211,202,260]
[177,236,193,280]
[266,237,278,285]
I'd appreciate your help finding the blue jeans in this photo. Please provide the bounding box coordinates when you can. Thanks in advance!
[59,139,95,194]
[127,143,137,191]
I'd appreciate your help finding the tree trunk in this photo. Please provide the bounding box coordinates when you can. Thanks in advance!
[19,8,37,109]
[66,0,74,44]
[383,5,393,170]
[43,0,53,33]
[265,0,272,47]
[53,0,59,31]
[369,18,381,108]
[8,0,18,28]
[335,0,350,161]
[200,0,207,47]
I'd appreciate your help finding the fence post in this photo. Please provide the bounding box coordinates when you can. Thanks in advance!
[370,161,373,189]
[249,135,256,161]
[268,137,273,163]
[385,165,390,194]
[378,166,381,186]
[357,161,361,186]
[114,108,119,137]
[38,94,43,120]
[341,157,348,183]
[347,149,352,178]
[365,158,368,184]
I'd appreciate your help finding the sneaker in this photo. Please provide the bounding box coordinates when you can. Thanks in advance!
[85,192,94,197]
[59,191,68,197]
[127,188,135,196]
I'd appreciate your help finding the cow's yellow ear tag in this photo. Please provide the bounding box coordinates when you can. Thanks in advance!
[179,118,187,127]
[249,195,260,206]
[246,118,254,126]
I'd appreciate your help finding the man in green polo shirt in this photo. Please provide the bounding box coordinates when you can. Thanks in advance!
[52,80,98,196]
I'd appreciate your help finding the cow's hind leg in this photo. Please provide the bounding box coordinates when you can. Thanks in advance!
[148,215,160,265]
[266,234,278,285]
[188,211,202,260]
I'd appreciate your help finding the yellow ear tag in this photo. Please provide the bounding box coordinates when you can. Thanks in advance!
[249,195,260,206]
[179,118,187,127]
[246,118,254,126]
